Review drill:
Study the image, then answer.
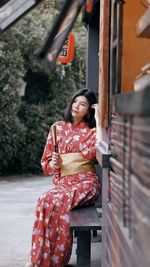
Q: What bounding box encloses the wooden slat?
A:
[106,205,145,267]
[131,199,150,266]
[111,89,150,115]
[108,110,150,267]
[109,157,123,176]
[131,174,150,217]
[70,205,101,231]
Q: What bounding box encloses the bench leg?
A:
[76,230,91,266]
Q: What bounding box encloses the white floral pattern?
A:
[31,121,100,267]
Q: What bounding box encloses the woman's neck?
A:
[73,118,83,126]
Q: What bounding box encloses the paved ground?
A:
[0,176,101,267]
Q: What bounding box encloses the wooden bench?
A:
[70,204,102,266]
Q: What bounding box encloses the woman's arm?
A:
[91,103,103,142]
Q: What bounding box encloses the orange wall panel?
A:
[121,0,150,93]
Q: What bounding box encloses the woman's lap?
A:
[31,176,100,266]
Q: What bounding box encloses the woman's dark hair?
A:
[64,88,97,128]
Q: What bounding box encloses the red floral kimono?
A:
[30,121,100,267]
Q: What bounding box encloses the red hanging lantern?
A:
[57,32,75,65]
[86,0,93,13]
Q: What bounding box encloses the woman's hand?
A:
[91,103,101,126]
[49,152,62,170]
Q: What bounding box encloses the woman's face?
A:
[71,95,90,122]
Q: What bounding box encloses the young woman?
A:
[24,88,101,267]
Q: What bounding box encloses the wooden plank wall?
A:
[106,112,150,267]
[98,1,150,266]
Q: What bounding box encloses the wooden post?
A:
[98,0,110,128]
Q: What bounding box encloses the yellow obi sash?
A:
[61,153,95,176]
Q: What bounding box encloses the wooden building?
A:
[42,1,150,266]
[95,1,150,267]
[0,0,150,266]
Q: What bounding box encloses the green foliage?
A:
[17,103,51,174]
[0,3,86,176]
[0,87,26,175]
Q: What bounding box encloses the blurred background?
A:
[0,0,86,177]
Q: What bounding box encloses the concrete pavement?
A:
[0,176,101,267]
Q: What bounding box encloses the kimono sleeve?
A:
[41,127,54,175]
[81,128,97,160]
